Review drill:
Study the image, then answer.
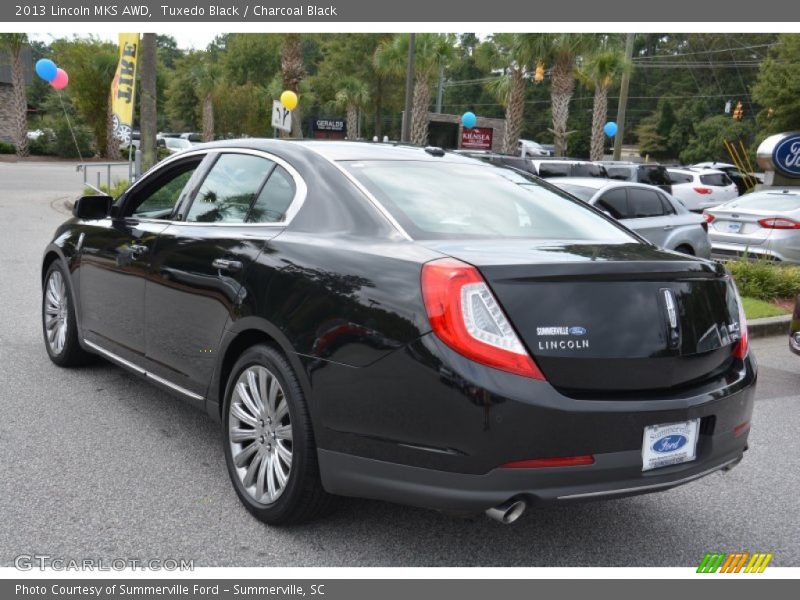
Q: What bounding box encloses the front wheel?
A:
[222,344,333,525]
[42,261,93,367]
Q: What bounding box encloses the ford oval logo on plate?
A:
[772,135,800,177]
[652,434,688,454]
[569,326,587,336]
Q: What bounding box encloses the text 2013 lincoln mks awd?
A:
[41,141,756,524]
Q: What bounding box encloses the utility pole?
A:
[401,33,415,143]
[139,33,157,172]
[613,32,635,161]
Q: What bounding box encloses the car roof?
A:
[668,167,726,176]
[552,177,674,193]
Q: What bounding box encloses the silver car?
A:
[704,189,800,263]
[550,178,712,258]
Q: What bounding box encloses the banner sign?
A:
[110,33,140,145]
[311,118,346,139]
[460,127,493,150]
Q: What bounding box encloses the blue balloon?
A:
[461,111,477,129]
[603,121,618,137]
[35,59,58,82]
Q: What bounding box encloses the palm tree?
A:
[0,34,29,157]
[281,33,306,138]
[477,34,541,155]
[533,34,596,156]
[191,58,219,142]
[375,33,455,146]
[333,77,370,140]
[579,48,628,161]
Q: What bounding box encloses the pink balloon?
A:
[51,68,69,90]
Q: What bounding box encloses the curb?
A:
[747,315,792,339]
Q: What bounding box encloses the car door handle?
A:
[129,243,149,258]
[212,258,243,272]
[663,225,674,230]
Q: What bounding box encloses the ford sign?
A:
[652,434,688,454]
[568,326,587,336]
[772,134,800,177]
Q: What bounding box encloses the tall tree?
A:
[333,77,370,139]
[375,33,455,145]
[578,48,628,160]
[191,57,219,142]
[281,33,306,138]
[533,34,596,156]
[752,34,800,137]
[0,34,30,157]
[477,34,541,154]
[139,33,158,171]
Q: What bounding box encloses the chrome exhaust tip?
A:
[485,499,526,524]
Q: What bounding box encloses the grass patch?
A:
[741,297,790,320]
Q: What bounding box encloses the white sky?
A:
[30,31,219,50]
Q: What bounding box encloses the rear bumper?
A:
[312,334,757,513]
[319,442,746,513]
[710,241,800,263]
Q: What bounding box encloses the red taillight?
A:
[703,213,715,224]
[693,187,713,195]
[500,455,595,469]
[731,281,749,360]
[421,258,545,380]
[758,217,800,229]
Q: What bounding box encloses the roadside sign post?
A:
[272,100,292,134]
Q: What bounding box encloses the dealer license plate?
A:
[642,419,700,471]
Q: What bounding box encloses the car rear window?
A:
[344,161,635,242]
[725,193,800,212]
[555,184,596,202]
[606,167,632,181]
[536,162,571,177]
[668,171,693,184]
[637,166,671,186]
[700,173,732,186]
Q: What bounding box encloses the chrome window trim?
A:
[83,339,205,402]
[124,147,307,228]
[303,146,413,241]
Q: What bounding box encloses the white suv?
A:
[667,168,739,212]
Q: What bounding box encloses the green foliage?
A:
[51,120,95,158]
[0,142,15,154]
[752,34,800,138]
[83,179,130,198]
[212,82,271,137]
[678,115,754,165]
[50,36,118,157]
[727,259,800,301]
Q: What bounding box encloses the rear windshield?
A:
[344,161,635,242]
[700,173,733,186]
[637,166,671,186]
[725,193,800,212]
[606,167,632,181]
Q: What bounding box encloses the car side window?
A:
[248,165,296,223]
[185,153,275,223]
[596,188,629,219]
[658,193,676,215]
[627,188,666,218]
[129,160,201,219]
[606,167,631,181]
[669,172,693,184]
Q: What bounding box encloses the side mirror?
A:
[73,195,112,220]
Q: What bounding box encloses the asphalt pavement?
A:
[0,160,798,567]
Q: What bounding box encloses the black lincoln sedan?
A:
[42,140,756,525]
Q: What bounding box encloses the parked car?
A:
[668,168,739,212]
[691,162,761,196]
[601,161,673,194]
[163,137,193,154]
[42,141,754,525]
[704,189,800,263]
[529,159,608,178]
[518,139,552,157]
[549,178,711,257]
[180,132,203,144]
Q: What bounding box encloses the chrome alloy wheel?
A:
[44,270,68,355]
[229,365,293,504]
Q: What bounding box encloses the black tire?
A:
[42,261,94,367]
[222,344,333,525]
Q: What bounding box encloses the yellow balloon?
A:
[280,90,298,111]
